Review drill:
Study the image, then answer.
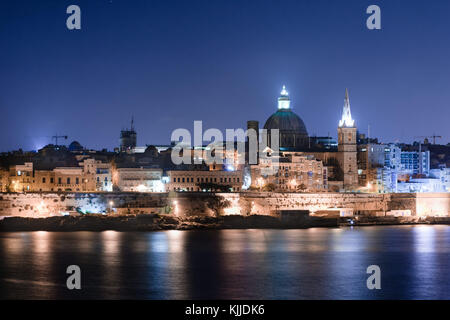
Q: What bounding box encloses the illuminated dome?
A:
[263,86,309,149]
[264,110,308,135]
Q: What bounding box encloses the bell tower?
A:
[337,89,358,189]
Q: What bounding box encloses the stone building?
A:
[9,162,33,192]
[167,169,243,192]
[0,168,8,192]
[254,87,359,191]
[79,158,113,192]
[112,167,164,192]
[250,152,327,192]
[337,89,358,189]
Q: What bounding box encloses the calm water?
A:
[0,226,449,299]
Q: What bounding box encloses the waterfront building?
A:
[9,162,33,192]
[250,152,327,192]
[357,143,387,188]
[167,169,243,192]
[400,150,430,176]
[80,158,113,192]
[112,167,164,192]
[430,167,450,191]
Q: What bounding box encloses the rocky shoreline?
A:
[0,214,339,232]
[0,214,448,232]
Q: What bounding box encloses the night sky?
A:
[1,0,449,152]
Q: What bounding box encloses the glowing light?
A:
[36,201,47,215]
[136,184,148,192]
[152,180,165,192]
[277,85,291,109]
[173,200,179,216]
[290,179,297,190]
[338,88,355,127]
[225,165,235,172]
[257,177,265,188]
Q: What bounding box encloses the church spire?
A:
[278,85,291,110]
[339,88,355,127]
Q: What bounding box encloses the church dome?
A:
[264,109,308,136]
[68,141,83,152]
[263,86,309,149]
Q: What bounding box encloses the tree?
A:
[262,183,276,192]
[205,195,231,217]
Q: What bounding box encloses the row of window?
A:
[172,187,240,192]
[172,176,240,183]
[41,177,83,184]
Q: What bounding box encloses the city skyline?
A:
[1,0,450,152]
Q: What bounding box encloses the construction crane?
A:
[414,134,442,145]
[52,134,68,146]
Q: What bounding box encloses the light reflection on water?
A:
[0,225,449,299]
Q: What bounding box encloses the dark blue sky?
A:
[1,0,449,152]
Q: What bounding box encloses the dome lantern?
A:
[278,85,291,110]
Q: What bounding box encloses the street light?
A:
[290,179,297,191]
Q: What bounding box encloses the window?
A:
[76,177,79,184]
[58,177,62,184]
[173,178,176,182]
[182,178,185,183]
[42,177,46,183]
[177,178,180,182]
[237,178,240,182]
[50,177,54,183]
[67,178,71,184]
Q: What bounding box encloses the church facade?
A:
[250,86,359,191]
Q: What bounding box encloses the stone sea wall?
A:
[0,191,449,218]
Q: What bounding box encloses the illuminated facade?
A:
[167,169,243,192]
[250,152,327,192]
[112,167,164,192]
[9,162,33,192]
[337,89,358,189]
[0,168,9,192]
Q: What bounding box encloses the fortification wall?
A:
[0,191,448,218]
[0,192,168,217]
